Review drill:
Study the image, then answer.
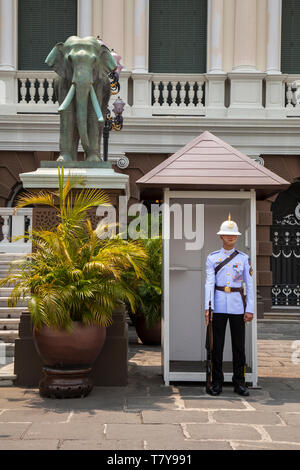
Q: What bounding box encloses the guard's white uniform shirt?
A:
[205,247,254,314]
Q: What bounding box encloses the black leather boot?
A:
[207,384,222,396]
[234,384,249,396]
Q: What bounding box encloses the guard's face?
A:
[220,235,238,247]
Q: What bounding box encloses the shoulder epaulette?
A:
[210,250,220,256]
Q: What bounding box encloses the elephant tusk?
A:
[58,84,75,112]
[90,85,104,122]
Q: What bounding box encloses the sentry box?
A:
[137,131,289,387]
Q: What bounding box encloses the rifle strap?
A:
[214,250,239,275]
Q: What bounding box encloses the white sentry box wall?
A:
[161,189,257,386]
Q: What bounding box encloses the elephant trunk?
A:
[75,85,90,152]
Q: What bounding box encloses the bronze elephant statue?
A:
[46,36,117,162]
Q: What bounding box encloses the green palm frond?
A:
[1,166,148,330]
[14,191,57,212]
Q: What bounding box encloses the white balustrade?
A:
[16,71,58,113]
[151,74,206,115]
[0,208,32,253]
[285,75,300,116]
[15,70,131,115]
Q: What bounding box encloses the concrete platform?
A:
[0,322,299,450]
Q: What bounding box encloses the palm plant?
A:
[136,235,162,328]
[0,168,148,330]
[124,214,162,329]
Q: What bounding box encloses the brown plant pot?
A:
[134,315,161,345]
[33,322,106,398]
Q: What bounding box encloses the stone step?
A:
[0,268,22,278]
[0,253,27,261]
[0,296,30,308]
[0,259,25,267]
[0,330,19,342]
[264,312,300,321]
[0,269,10,277]
[0,309,24,319]
[0,297,29,308]
[258,319,300,324]
[0,343,15,357]
[0,309,22,320]
[0,307,27,317]
[0,379,14,386]
[0,262,15,271]
[0,319,20,330]
[0,362,16,383]
[0,287,14,297]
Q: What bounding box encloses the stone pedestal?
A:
[204,73,227,118]
[19,161,130,197]
[227,73,266,118]
[265,74,287,119]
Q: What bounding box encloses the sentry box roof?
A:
[136,131,289,200]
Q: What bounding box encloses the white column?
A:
[0,0,15,70]
[208,0,224,73]
[233,0,257,71]
[78,0,92,37]
[133,0,148,73]
[102,0,124,58]
[266,0,282,74]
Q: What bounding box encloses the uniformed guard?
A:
[204,214,254,397]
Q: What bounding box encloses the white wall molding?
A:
[2,114,300,156]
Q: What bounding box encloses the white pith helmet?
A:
[217,213,241,236]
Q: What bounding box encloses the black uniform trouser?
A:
[211,313,246,387]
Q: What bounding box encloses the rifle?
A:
[205,299,213,392]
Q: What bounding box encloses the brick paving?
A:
[0,321,299,450]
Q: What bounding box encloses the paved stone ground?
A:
[0,321,299,450]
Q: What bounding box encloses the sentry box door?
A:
[162,190,257,387]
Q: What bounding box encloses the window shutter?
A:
[281,0,300,73]
[149,0,207,73]
[18,0,77,70]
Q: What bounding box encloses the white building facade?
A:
[0,0,299,314]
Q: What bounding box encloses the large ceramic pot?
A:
[33,322,106,398]
[134,315,161,345]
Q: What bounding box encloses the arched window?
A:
[281,0,300,73]
[149,0,207,73]
[18,0,77,70]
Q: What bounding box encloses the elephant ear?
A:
[45,43,69,79]
[99,45,118,77]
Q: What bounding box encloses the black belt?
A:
[215,286,243,294]
[215,285,246,310]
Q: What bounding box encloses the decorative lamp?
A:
[111,49,124,78]
[113,97,125,116]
